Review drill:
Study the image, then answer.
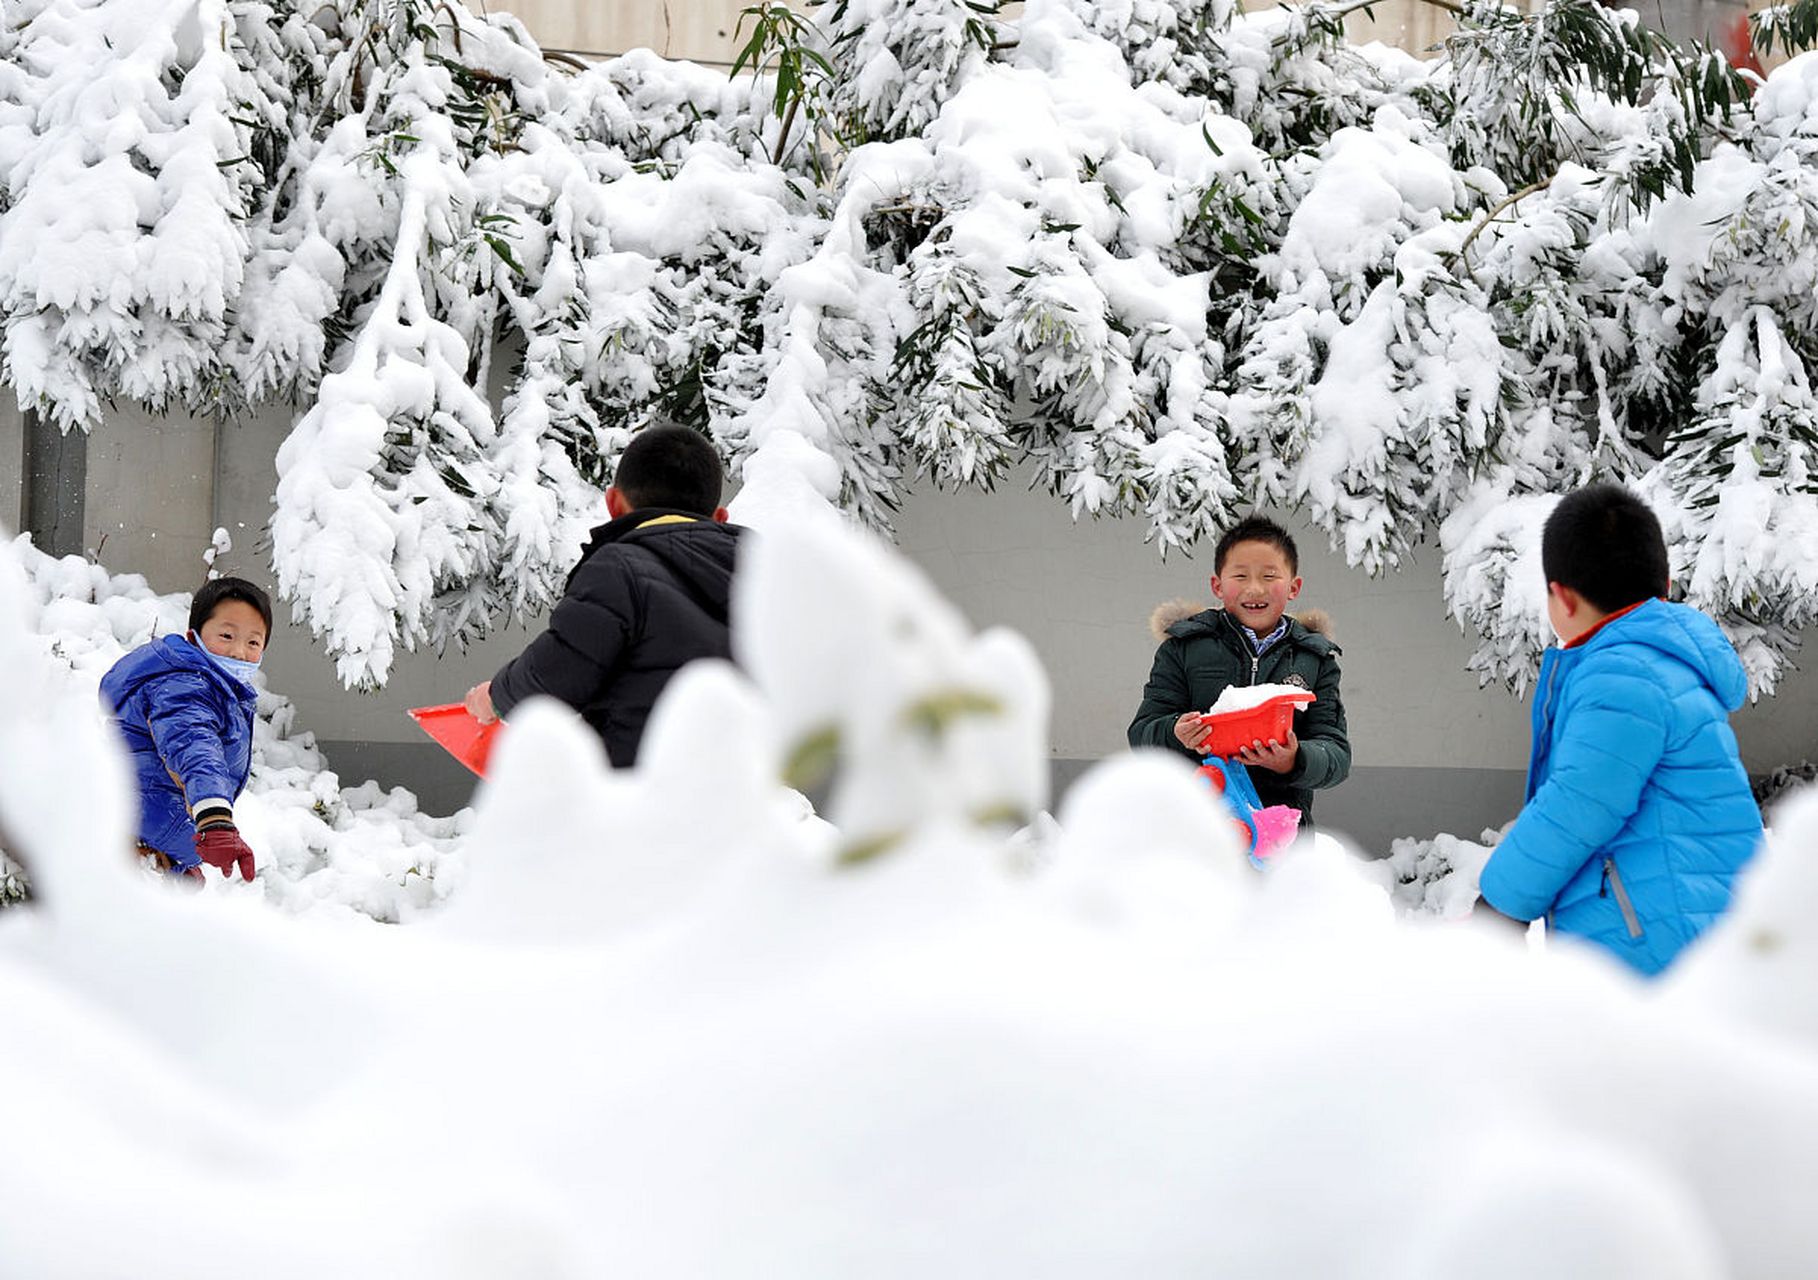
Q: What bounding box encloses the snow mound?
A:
[1,515,1813,1275]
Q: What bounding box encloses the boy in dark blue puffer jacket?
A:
[1478,484,1763,976]
[100,578,269,882]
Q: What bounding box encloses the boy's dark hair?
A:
[613,424,724,515]
[190,577,274,636]
[1542,482,1669,612]
[1215,514,1298,575]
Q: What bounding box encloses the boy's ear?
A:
[1548,582,1579,614]
[712,506,730,523]
[605,486,632,519]
[1287,575,1303,600]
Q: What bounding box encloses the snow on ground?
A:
[1368,823,1508,921]
[2,513,1817,1276]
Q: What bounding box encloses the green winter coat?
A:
[1127,604,1351,823]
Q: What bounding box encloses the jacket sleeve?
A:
[1127,641,1197,760]
[1286,650,1350,791]
[143,673,239,813]
[1478,667,1671,922]
[491,558,634,718]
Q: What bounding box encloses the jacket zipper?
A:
[1536,656,1560,768]
[1599,857,1644,939]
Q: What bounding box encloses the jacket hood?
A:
[1585,598,1749,711]
[1149,600,1336,646]
[100,633,252,710]
[574,508,742,601]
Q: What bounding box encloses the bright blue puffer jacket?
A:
[1479,599,1763,976]
[99,635,258,872]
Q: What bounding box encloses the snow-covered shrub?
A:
[0,0,273,425]
[815,0,1004,144]
[1369,822,1507,920]
[1756,760,1818,815]
[0,848,26,907]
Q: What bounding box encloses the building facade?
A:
[468,0,1760,70]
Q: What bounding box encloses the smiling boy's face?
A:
[193,599,267,663]
[1212,538,1302,635]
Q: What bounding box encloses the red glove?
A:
[194,821,256,881]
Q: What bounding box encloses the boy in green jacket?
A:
[1127,515,1351,826]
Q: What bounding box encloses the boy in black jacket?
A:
[465,425,742,767]
[1127,515,1350,826]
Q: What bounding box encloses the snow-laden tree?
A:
[813,0,1004,144]
[264,2,610,687]
[0,0,277,424]
[6,0,1818,698]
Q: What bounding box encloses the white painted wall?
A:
[469,0,1481,67]
[466,0,764,62]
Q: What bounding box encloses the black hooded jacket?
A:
[490,508,743,767]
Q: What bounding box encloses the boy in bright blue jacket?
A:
[1478,484,1763,976]
[99,578,269,881]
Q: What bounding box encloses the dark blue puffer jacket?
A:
[1479,599,1763,976]
[99,635,258,872]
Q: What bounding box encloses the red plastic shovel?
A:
[408,704,500,778]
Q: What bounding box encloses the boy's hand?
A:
[1173,712,1212,753]
[465,680,497,725]
[194,823,256,881]
[1237,726,1299,774]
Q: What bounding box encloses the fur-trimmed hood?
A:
[1148,600,1335,645]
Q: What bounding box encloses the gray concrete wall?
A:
[0,400,22,530]
[83,402,218,586]
[5,398,215,582]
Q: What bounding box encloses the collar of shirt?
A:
[1245,617,1290,656]
[1562,597,1653,649]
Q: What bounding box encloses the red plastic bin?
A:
[1196,689,1317,758]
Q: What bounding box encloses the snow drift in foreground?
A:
[1,515,1814,1278]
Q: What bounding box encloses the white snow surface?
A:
[2,514,1815,1276]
